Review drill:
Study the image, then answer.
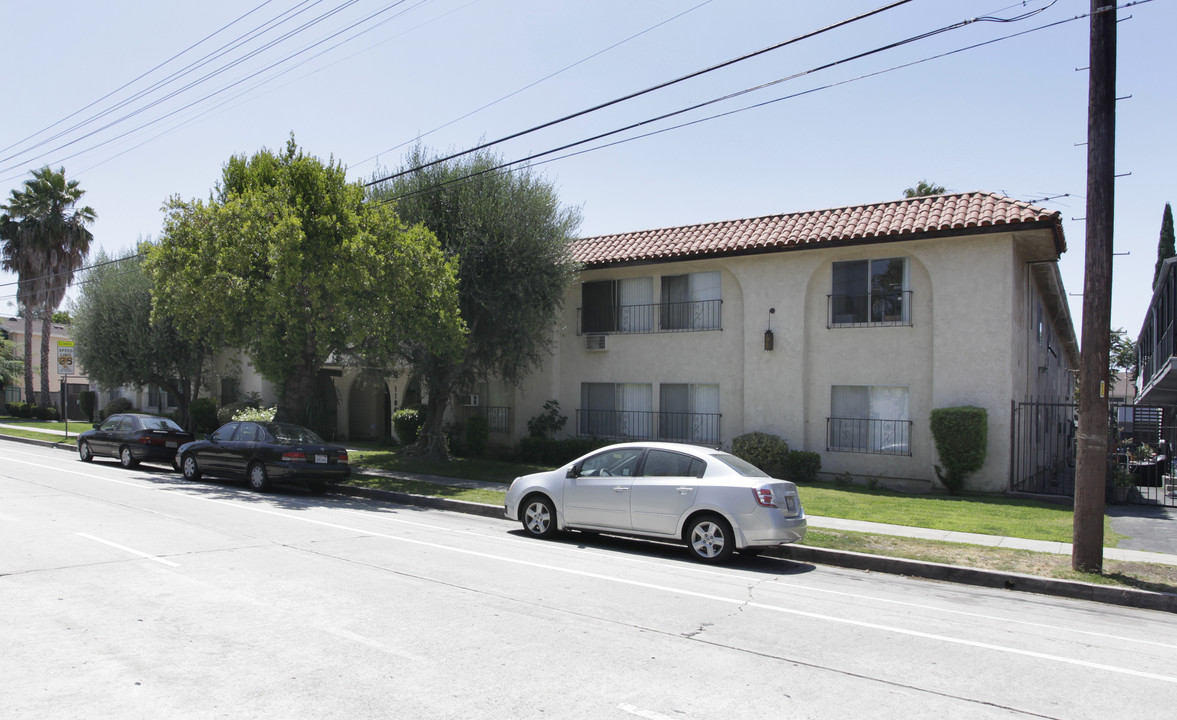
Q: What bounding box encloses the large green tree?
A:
[0,166,95,406]
[1154,202,1174,289]
[71,250,215,428]
[369,147,582,460]
[0,332,22,390]
[145,137,463,428]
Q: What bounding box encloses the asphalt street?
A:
[3,442,1176,719]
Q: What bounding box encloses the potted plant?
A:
[1110,466,1135,504]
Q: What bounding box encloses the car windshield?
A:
[265,423,325,445]
[712,452,770,477]
[141,417,184,432]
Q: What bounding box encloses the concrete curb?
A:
[332,481,1177,614]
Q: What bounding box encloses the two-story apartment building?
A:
[509,191,1078,493]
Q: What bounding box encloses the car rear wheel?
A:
[119,445,140,469]
[181,454,201,481]
[685,514,734,563]
[521,495,558,539]
[78,440,93,463]
[247,461,270,492]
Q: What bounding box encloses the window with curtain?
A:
[830,258,909,326]
[828,385,910,454]
[580,382,653,438]
[659,383,720,443]
[661,271,721,330]
[581,278,653,333]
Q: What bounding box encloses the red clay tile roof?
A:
[571,191,1064,266]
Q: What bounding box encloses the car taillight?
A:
[283,450,306,462]
[138,435,162,446]
[752,488,777,507]
[338,450,348,464]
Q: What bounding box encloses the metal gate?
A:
[1009,400,1174,507]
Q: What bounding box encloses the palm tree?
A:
[0,167,96,407]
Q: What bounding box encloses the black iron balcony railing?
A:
[576,409,721,445]
[577,299,722,335]
[826,417,912,455]
[480,406,510,434]
[827,290,912,328]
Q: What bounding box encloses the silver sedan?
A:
[504,442,806,562]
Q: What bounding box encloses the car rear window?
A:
[141,417,184,432]
[266,424,325,445]
[712,453,770,477]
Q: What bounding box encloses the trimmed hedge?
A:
[930,406,988,494]
[783,450,821,483]
[79,391,97,423]
[189,397,219,435]
[730,431,789,477]
[516,436,612,467]
[99,397,133,421]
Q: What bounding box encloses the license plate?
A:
[315,454,328,464]
[166,441,177,448]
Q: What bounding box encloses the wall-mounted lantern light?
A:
[764,307,776,351]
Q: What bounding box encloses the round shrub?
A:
[930,406,988,494]
[783,450,821,483]
[99,397,134,420]
[393,407,424,445]
[188,397,219,435]
[730,431,789,477]
[217,401,252,425]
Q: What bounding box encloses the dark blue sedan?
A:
[176,421,350,492]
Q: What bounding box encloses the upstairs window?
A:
[581,277,653,333]
[661,271,721,331]
[830,258,910,327]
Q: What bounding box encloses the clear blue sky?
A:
[1,0,1172,343]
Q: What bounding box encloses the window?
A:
[210,423,238,442]
[579,447,645,477]
[661,271,721,330]
[659,383,720,444]
[581,277,653,333]
[828,385,911,455]
[642,449,705,477]
[579,382,653,438]
[236,423,261,442]
[830,258,909,326]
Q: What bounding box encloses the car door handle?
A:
[613,486,630,492]
[676,487,695,494]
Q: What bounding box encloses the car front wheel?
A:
[685,514,734,563]
[78,441,93,463]
[247,462,270,492]
[119,446,140,469]
[521,495,558,539]
[181,454,201,481]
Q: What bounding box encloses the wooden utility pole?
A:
[1073,1,1117,572]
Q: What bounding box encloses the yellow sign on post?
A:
[57,340,75,376]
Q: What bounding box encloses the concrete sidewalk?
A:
[0,422,79,439]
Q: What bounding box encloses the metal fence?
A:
[826,417,912,455]
[577,299,722,335]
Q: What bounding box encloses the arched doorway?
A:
[348,371,389,441]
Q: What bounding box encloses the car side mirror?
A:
[566,466,579,479]
[92,423,99,429]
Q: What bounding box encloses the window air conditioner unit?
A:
[460,393,480,407]
[585,334,608,351]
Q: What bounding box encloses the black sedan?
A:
[78,413,194,469]
[176,421,350,492]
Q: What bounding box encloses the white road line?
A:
[76,532,180,567]
[9,451,1177,682]
[618,703,676,720]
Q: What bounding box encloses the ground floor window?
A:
[580,383,654,438]
[659,383,720,444]
[828,385,911,455]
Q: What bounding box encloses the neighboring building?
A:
[506,191,1079,493]
[1,316,91,416]
[1131,256,1174,453]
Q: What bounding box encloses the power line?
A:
[374,1,1068,203]
[353,0,718,170]
[363,0,917,187]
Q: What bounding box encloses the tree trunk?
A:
[39,313,51,408]
[415,364,455,462]
[22,313,34,405]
